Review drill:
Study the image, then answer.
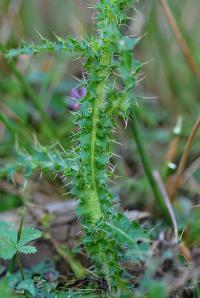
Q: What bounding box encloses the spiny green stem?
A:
[88,54,110,222]
[89,95,103,221]
[131,114,171,222]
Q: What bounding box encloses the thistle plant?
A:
[2,1,151,295]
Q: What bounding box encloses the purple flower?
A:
[69,87,87,111]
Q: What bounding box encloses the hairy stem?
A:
[87,54,110,222]
[89,95,103,221]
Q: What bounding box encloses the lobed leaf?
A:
[0,221,41,260]
[18,226,42,247]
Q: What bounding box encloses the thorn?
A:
[72,56,82,61]
[62,191,71,196]
[62,182,71,188]
[112,79,116,90]
[110,140,122,145]
[112,153,121,158]
[71,74,82,82]
[141,58,153,66]
[141,96,159,101]
[125,119,128,129]
[136,76,145,84]
[87,4,96,9]
[34,27,45,40]
[127,33,138,37]
[57,142,66,152]
[133,6,143,16]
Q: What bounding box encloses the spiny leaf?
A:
[102,213,150,261]
[0,146,68,181]
[5,36,82,58]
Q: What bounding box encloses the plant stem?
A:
[131,114,170,221]
[17,207,26,241]
[16,253,24,280]
[9,207,25,275]
[9,256,16,275]
[88,54,110,222]
[89,94,103,221]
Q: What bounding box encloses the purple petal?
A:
[70,88,81,100]
[79,87,87,98]
[69,87,87,111]
[69,101,80,111]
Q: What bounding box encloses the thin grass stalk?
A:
[131,114,171,222]
[170,116,200,201]
[9,207,25,277]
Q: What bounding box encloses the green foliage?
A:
[102,214,149,261]
[16,279,36,297]
[1,0,200,296]
[0,221,41,260]
[8,261,59,297]
[0,277,23,298]
[0,192,22,212]
[147,281,167,298]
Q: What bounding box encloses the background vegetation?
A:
[0,0,200,297]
